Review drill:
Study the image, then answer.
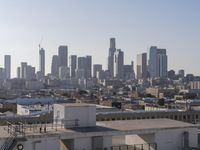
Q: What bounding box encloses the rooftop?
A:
[0,119,196,139]
[97,119,195,131]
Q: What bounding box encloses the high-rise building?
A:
[4,55,11,79]
[77,57,86,79]
[114,49,124,79]
[178,69,185,78]
[39,48,45,77]
[93,64,102,78]
[157,49,168,78]
[36,71,43,81]
[77,56,92,79]
[108,38,116,78]
[51,55,60,77]
[76,69,85,79]
[85,56,92,79]
[69,55,77,78]
[149,46,158,78]
[17,67,21,78]
[21,62,27,79]
[78,57,86,70]
[58,45,68,67]
[25,65,35,80]
[149,46,168,78]
[168,70,175,80]
[0,68,6,80]
[124,61,135,80]
[137,53,147,79]
[59,66,70,80]
[97,70,106,81]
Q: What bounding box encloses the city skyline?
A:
[0,0,200,77]
[0,37,196,78]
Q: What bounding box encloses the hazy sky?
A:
[0,0,200,77]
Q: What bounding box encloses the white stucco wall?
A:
[155,128,198,150]
[53,104,65,126]
[74,137,92,150]
[64,106,96,127]
[103,136,112,149]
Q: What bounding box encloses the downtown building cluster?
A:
[0,37,180,91]
[0,38,168,83]
[0,37,199,93]
[11,38,164,82]
[8,38,135,89]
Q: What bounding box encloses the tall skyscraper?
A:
[114,49,124,79]
[78,57,86,70]
[149,46,158,78]
[17,67,21,78]
[4,55,11,79]
[108,38,116,78]
[77,56,92,79]
[93,64,102,78]
[157,49,168,78]
[137,53,147,79]
[25,65,35,80]
[39,48,45,77]
[85,56,92,79]
[77,57,86,79]
[21,62,27,79]
[58,45,68,67]
[51,55,60,77]
[149,46,168,78]
[69,55,77,78]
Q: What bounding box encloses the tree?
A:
[157,98,165,106]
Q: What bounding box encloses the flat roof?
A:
[97,119,195,131]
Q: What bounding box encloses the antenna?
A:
[39,37,43,50]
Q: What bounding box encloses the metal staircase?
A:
[0,122,26,150]
[0,134,17,150]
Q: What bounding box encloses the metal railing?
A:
[7,122,26,137]
[111,143,157,150]
[1,119,80,135]
[0,121,26,150]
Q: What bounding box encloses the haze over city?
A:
[1,1,200,150]
[0,0,200,77]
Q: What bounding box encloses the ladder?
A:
[0,134,17,150]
